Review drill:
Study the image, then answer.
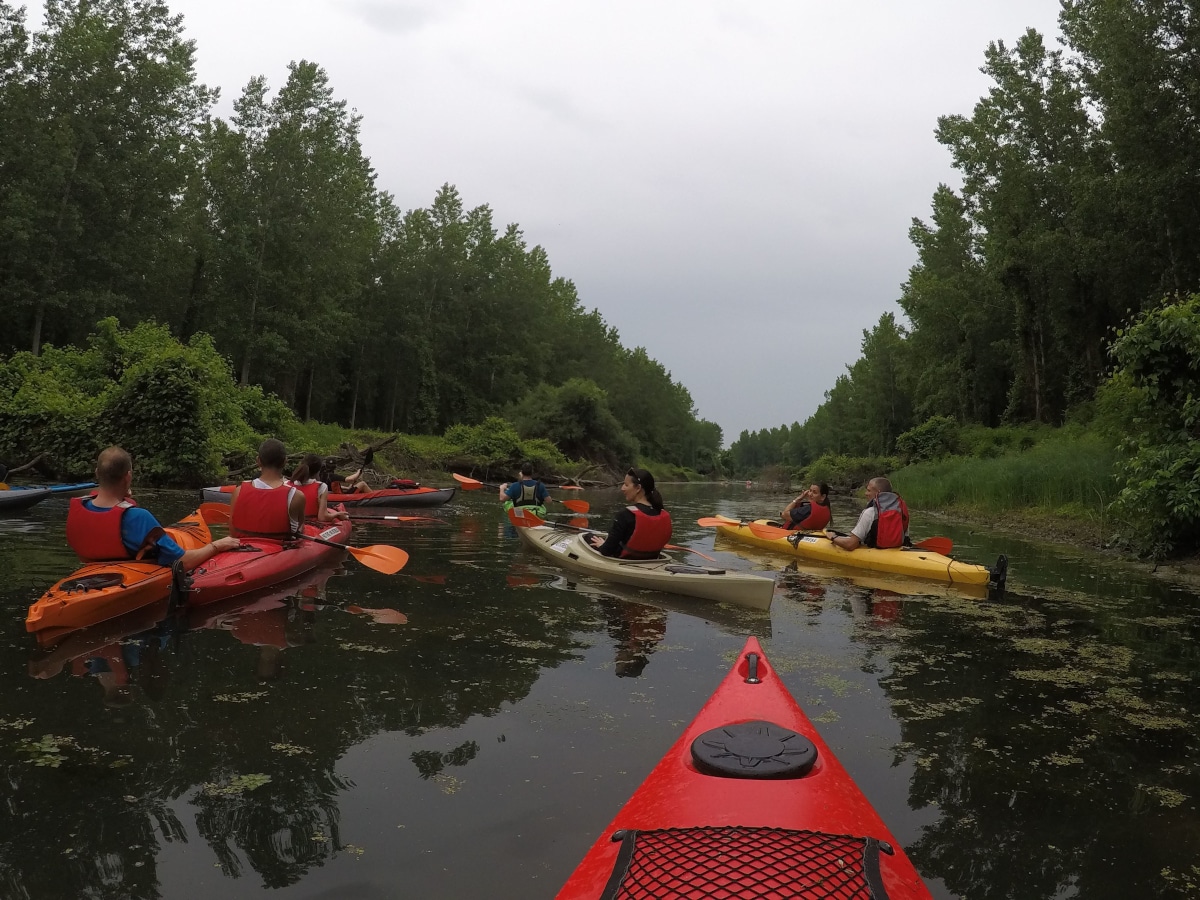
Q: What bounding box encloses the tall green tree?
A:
[0,0,214,353]
[199,60,379,403]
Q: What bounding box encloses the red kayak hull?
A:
[186,520,352,606]
[557,636,933,899]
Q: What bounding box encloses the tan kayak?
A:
[515,524,776,611]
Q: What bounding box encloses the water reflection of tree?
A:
[2,564,599,898]
[867,597,1200,900]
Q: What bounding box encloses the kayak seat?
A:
[665,565,726,576]
[600,826,895,900]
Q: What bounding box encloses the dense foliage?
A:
[0,318,286,483]
[730,3,1200,555]
[0,0,720,472]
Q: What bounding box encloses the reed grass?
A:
[894,432,1118,515]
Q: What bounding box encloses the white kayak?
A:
[515,524,775,611]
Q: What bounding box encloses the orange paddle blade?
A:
[747,522,795,541]
[506,507,546,528]
[199,502,232,524]
[556,498,590,513]
[696,516,742,527]
[345,544,409,575]
[914,537,954,556]
[346,605,409,625]
[452,473,485,490]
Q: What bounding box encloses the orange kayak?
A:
[26,510,211,636]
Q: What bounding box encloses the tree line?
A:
[0,0,721,471]
[733,1,1200,470]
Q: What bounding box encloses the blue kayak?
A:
[0,483,98,513]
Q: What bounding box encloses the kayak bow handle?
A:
[745,652,761,684]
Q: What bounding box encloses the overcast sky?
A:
[37,0,1064,443]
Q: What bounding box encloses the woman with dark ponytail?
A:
[591,467,673,559]
[289,453,348,523]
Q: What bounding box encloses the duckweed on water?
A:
[270,742,313,756]
[1139,785,1187,808]
[338,642,395,654]
[214,691,269,703]
[200,773,272,797]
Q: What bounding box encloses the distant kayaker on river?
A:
[825,476,910,550]
[588,468,673,559]
[499,461,549,513]
[66,446,241,566]
[319,451,373,495]
[230,439,308,539]
[780,482,832,531]
[290,453,350,523]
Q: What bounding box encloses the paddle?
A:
[698,514,953,555]
[508,507,720,563]
[453,473,589,513]
[196,502,411,575]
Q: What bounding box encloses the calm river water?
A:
[1,483,1197,899]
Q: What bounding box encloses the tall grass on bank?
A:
[894,433,1118,515]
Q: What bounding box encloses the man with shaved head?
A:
[825,476,910,551]
[66,446,240,566]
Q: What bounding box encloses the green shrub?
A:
[895,416,960,463]
[0,318,302,484]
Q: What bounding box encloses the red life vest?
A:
[869,492,910,549]
[621,505,673,559]
[292,480,322,517]
[231,482,294,537]
[788,501,831,531]
[65,497,138,562]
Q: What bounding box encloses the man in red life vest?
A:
[826,476,910,551]
[230,439,308,538]
[66,447,241,565]
[780,482,832,531]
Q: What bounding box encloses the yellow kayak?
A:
[715,519,1006,595]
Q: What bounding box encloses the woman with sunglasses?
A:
[589,468,672,559]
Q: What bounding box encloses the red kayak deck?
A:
[186,520,352,606]
[558,636,932,899]
[26,511,211,635]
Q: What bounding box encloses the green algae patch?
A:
[1012,667,1095,687]
[1010,637,1074,656]
[200,773,272,797]
[1139,785,1187,808]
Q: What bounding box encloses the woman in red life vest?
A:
[66,446,240,565]
[230,439,308,539]
[590,468,673,559]
[780,482,832,531]
[826,476,910,550]
[289,453,350,523]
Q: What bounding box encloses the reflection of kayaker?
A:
[598,598,667,678]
